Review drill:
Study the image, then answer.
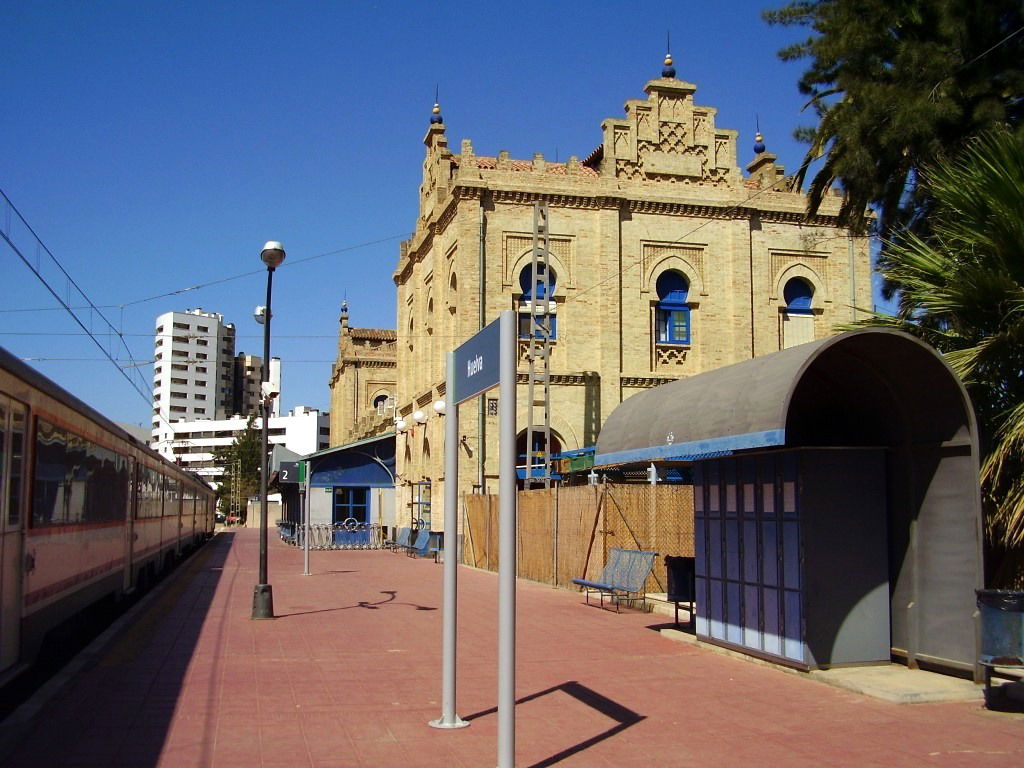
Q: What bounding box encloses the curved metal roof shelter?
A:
[596,328,976,464]
[596,328,984,673]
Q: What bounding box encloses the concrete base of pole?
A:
[428,716,469,730]
[251,584,275,619]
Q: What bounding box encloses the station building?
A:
[336,58,873,532]
[327,302,397,447]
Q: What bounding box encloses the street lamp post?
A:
[252,240,285,620]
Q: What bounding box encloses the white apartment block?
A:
[152,309,236,438]
[151,309,282,445]
[151,406,331,486]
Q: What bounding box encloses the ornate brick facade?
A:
[327,303,397,446]
[388,69,872,530]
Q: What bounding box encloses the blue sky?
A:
[2,0,861,428]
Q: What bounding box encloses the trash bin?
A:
[665,556,696,628]
[976,589,1024,667]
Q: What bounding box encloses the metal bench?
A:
[404,528,431,557]
[385,527,412,552]
[572,548,658,612]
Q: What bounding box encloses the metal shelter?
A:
[595,328,984,674]
[280,433,396,530]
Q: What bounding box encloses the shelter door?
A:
[0,398,27,672]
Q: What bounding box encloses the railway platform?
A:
[1,528,1022,767]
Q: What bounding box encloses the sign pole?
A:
[301,461,310,576]
[430,352,468,729]
[497,310,517,768]
[427,312,509,748]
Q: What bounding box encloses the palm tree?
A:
[849,128,1024,578]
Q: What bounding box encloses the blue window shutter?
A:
[655,270,691,345]
[783,278,814,314]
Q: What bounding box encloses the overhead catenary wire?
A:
[0,186,171,428]
[5,132,862,430]
[0,231,412,315]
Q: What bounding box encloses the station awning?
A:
[595,328,974,467]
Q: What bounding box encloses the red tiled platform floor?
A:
[3,528,1022,767]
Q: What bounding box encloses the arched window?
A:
[655,270,691,345]
[373,394,392,416]
[518,264,558,339]
[784,277,814,314]
[448,272,458,315]
[781,276,815,349]
[515,429,564,484]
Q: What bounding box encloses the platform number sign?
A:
[279,461,305,483]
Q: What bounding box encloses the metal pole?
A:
[430,352,468,729]
[301,481,310,576]
[497,310,517,768]
[252,266,275,619]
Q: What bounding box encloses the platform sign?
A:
[452,317,502,405]
[279,461,300,483]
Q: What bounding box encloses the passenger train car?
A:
[0,347,214,680]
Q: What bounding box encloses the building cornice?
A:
[395,173,850,285]
[620,375,681,388]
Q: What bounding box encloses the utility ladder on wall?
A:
[525,202,552,489]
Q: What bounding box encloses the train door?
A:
[0,398,27,672]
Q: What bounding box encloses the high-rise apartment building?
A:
[234,353,282,419]
[151,308,281,445]
[152,309,236,439]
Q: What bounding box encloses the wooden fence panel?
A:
[517,488,555,583]
[553,485,602,588]
[459,483,694,597]
[462,494,496,570]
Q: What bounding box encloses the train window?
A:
[164,479,181,515]
[7,404,25,526]
[32,419,129,527]
[138,467,164,518]
[0,404,5,518]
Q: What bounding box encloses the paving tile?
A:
[2,529,1023,768]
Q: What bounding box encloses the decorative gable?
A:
[601,77,738,185]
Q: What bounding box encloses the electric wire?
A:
[0,187,157,416]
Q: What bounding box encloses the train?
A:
[0,346,215,683]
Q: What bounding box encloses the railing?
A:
[278,519,384,550]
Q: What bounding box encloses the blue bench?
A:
[385,527,412,552]
[404,528,431,557]
[572,548,658,612]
